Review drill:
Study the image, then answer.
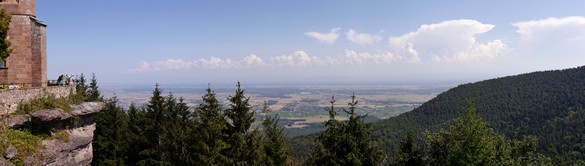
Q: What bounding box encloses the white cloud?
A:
[271,51,336,66]
[513,16,585,53]
[346,29,383,46]
[343,49,400,65]
[389,19,508,62]
[305,28,341,45]
[127,54,268,72]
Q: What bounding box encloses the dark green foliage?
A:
[542,105,585,164]
[72,73,88,103]
[262,101,294,166]
[292,66,585,163]
[126,103,148,165]
[424,102,551,165]
[308,94,385,166]
[86,73,102,101]
[224,82,260,165]
[393,130,423,166]
[136,84,170,165]
[0,9,11,61]
[93,97,129,166]
[193,85,230,165]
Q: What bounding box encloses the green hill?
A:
[291,66,585,163]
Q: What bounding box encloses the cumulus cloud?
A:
[389,19,508,62]
[127,54,268,72]
[346,29,383,46]
[305,28,341,45]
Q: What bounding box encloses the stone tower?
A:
[0,0,47,88]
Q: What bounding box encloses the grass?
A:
[14,88,84,115]
[0,126,43,165]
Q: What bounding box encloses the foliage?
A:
[0,127,43,165]
[0,9,11,62]
[542,105,585,164]
[392,130,423,166]
[224,82,260,165]
[262,101,294,166]
[192,85,230,165]
[292,65,585,163]
[86,73,102,102]
[424,100,551,165]
[51,130,70,142]
[308,94,385,166]
[93,96,130,166]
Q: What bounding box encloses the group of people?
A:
[56,74,76,85]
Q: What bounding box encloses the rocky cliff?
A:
[1,102,104,165]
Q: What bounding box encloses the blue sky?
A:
[38,1,585,85]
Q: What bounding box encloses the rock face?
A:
[0,102,104,166]
[43,124,95,166]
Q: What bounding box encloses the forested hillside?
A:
[292,66,585,164]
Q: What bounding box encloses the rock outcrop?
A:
[0,101,104,166]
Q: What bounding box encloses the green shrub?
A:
[15,93,73,114]
[0,127,43,164]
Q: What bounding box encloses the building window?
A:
[0,60,6,68]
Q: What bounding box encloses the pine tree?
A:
[92,96,130,166]
[86,73,102,101]
[0,9,11,62]
[309,94,385,165]
[193,85,230,165]
[262,101,294,166]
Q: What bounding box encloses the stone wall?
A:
[0,85,74,115]
[0,0,47,87]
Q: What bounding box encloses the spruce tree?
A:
[0,9,11,62]
[137,84,170,165]
[224,82,260,165]
[194,85,230,165]
[87,73,102,101]
[393,130,424,166]
[261,101,294,166]
[93,96,130,166]
[127,103,148,165]
[308,94,385,165]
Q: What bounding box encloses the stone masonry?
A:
[0,85,73,115]
[0,0,47,87]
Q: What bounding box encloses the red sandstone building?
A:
[0,0,47,88]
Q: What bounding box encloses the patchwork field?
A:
[102,84,449,137]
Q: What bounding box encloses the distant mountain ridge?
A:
[292,65,585,163]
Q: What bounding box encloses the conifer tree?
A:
[93,96,130,166]
[308,94,385,165]
[137,84,170,165]
[224,82,259,164]
[0,9,11,62]
[75,73,88,100]
[127,103,148,165]
[193,85,230,165]
[87,73,102,101]
[393,130,424,166]
[261,101,294,166]
[425,100,552,165]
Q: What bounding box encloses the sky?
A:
[38,1,585,86]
